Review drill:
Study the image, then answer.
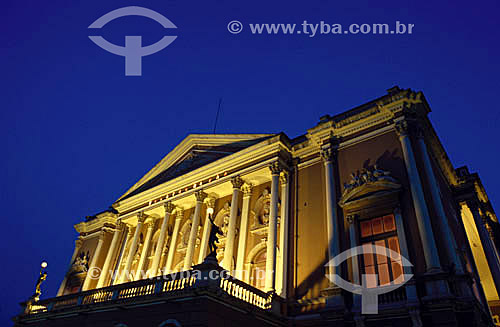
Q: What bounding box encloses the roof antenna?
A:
[213,98,222,134]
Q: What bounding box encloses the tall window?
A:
[359,214,404,288]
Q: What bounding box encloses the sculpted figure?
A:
[208,215,223,255]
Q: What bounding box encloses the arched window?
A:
[251,249,267,290]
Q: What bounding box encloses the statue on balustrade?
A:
[208,214,223,256]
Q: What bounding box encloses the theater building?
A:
[14,87,500,327]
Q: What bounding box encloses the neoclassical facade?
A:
[14,87,500,327]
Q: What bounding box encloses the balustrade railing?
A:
[219,275,271,309]
[23,269,272,316]
[378,285,407,304]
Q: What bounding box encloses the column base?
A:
[450,273,474,299]
[422,270,452,300]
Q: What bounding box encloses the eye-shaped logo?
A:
[326,245,413,314]
[88,6,177,76]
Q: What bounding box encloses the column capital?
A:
[280,170,290,185]
[175,208,184,220]
[242,183,253,196]
[98,229,109,240]
[163,201,175,214]
[469,199,480,210]
[269,162,283,176]
[231,176,245,189]
[195,190,208,202]
[145,219,155,229]
[115,220,125,231]
[414,123,425,139]
[205,196,217,209]
[320,147,336,163]
[346,214,357,226]
[75,237,83,249]
[395,118,423,138]
[137,211,147,224]
[126,225,134,237]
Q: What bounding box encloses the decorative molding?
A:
[346,214,357,226]
[339,166,401,213]
[163,202,175,214]
[320,146,336,163]
[75,238,83,249]
[137,212,147,224]
[205,195,217,209]
[115,221,125,232]
[231,176,244,189]
[175,208,184,220]
[242,183,253,196]
[146,220,155,230]
[195,190,208,202]
[269,162,282,175]
[395,120,410,137]
[280,170,290,185]
[414,123,424,139]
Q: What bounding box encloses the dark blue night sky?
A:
[1,0,499,324]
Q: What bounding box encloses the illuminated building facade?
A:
[14,87,500,326]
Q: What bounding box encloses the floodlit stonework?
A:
[14,87,500,327]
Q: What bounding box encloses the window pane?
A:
[378,263,390,286]
[364,265,377,288]
[387,236,401,261]
[392,261,404,284]
[383,215,396,232]
[375,240,387,264]
[372,218,384,235]
[360,220,372,237]
[363,243,374,266]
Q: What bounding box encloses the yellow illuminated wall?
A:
[461,204,499,302]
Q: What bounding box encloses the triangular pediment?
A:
[117,134,274,201]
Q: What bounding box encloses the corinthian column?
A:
[120,212,146,283]
[150,202,174,276]
[223,176,244,271]
[184,191,207,270]
[199,196,216,263]
[321,147,341,278]
[165,209,183,273]
[396,120,448,297]
[235,183,252,280]
[277,171,290,297]
[82,229,109,291]
[57,237,83,296]
[321,145,344,306]
[395,120,441,272]
[266,163,281,291]
[97,222,124,288]
[135,219,154,280]
[113,226,132,285]
[415,126,464,275]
